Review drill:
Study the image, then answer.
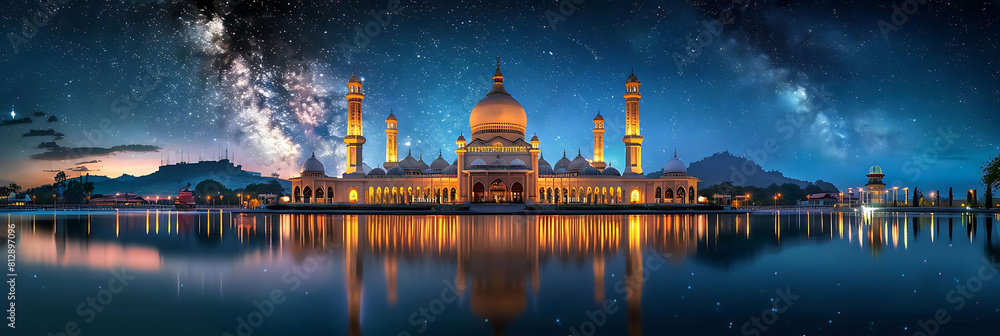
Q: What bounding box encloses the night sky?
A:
[1,0,997,192]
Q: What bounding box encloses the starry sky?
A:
[1,0,998,192]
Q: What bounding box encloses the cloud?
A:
[37,142,59,149]
[1,118,32,126]
[74,160,102,165]
[69,166,97,172]
[32,111,45,117]
[22,129,64,137]
[31,144,162,161]
[47,116,58,122]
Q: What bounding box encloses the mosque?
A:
[289,58,699,205]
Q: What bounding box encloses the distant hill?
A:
[687,151,839,192]
[89,159,290,196]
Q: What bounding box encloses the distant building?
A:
[801,193,838,206]
[89,193,146,206]
[1,193,32,206]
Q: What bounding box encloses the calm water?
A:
[9,210,1000,336]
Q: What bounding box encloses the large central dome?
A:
[469,58,527,141]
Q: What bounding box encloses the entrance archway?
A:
[473,182,485,203]
[511,182,524,203]
[489,179,508,203]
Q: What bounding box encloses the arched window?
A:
[677,187,686,204]
[473,182,486,203]
[294,186,301,203]
[539,188,545,203]
[655,187,662,199]
[630,189,641,203]
[547,188,553,203]
[348,189,358,203]
[314,187,324,203]
[602,187,607,204]
[368,187,374,204]
[562,188,568,204]
[511,182,524,203]
[689,186,696,203]
[554,188,561,204]
[450,187,457,202]
[664,187,673,201]
[586,187,593,204]
[328,187,334,202]
[617,187,622,204]
[570,188,577,202]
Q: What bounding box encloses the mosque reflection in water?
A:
[14,210,1000,335]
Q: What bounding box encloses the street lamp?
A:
[930,192,935,207]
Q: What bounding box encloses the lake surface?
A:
[9,210,1000,336]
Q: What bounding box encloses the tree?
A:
[982,154,1000,209]
[54,171,67,184]
[911,188,920,207]
[194,179,230,205]
[948,187,953,207]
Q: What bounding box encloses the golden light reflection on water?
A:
[7,210,998,335]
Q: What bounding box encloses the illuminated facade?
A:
[289,59,699,204]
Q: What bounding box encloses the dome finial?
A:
[311,151,315,158]
[496,56,501,68]
[674,149,677,158]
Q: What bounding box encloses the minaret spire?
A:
[488,56,508,95]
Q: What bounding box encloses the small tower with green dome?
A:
[866,163,886,205]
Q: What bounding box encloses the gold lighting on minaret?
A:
[622,70,643,175]
[384,110,398,169]
[344,72,366,175]
[592,111,606,170]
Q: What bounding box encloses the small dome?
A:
[457,134,466,142]
[430,152,450,170]
[663,158,687,175]
[490,156,506,167]
[300,152,325,174]
[442,165,458,175]
[417,155,430,170]
[602,167,621,176]
[471,157,487,167]
[422,169,440,174]
[367,168,386,176]
[538,165,555,175]
[869,165,882,175]
[554,151,572,171]
[348,73,361,83]
[385,112,396,121]
[510,158,526,167]
[593,112,603,121]
[398,150,421,172]
[626,71,639,83]
[581,166,601,176]
[568,151,590,171]
[538,155,550,168]
[387,166,406,175]
[530,134,539,142]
